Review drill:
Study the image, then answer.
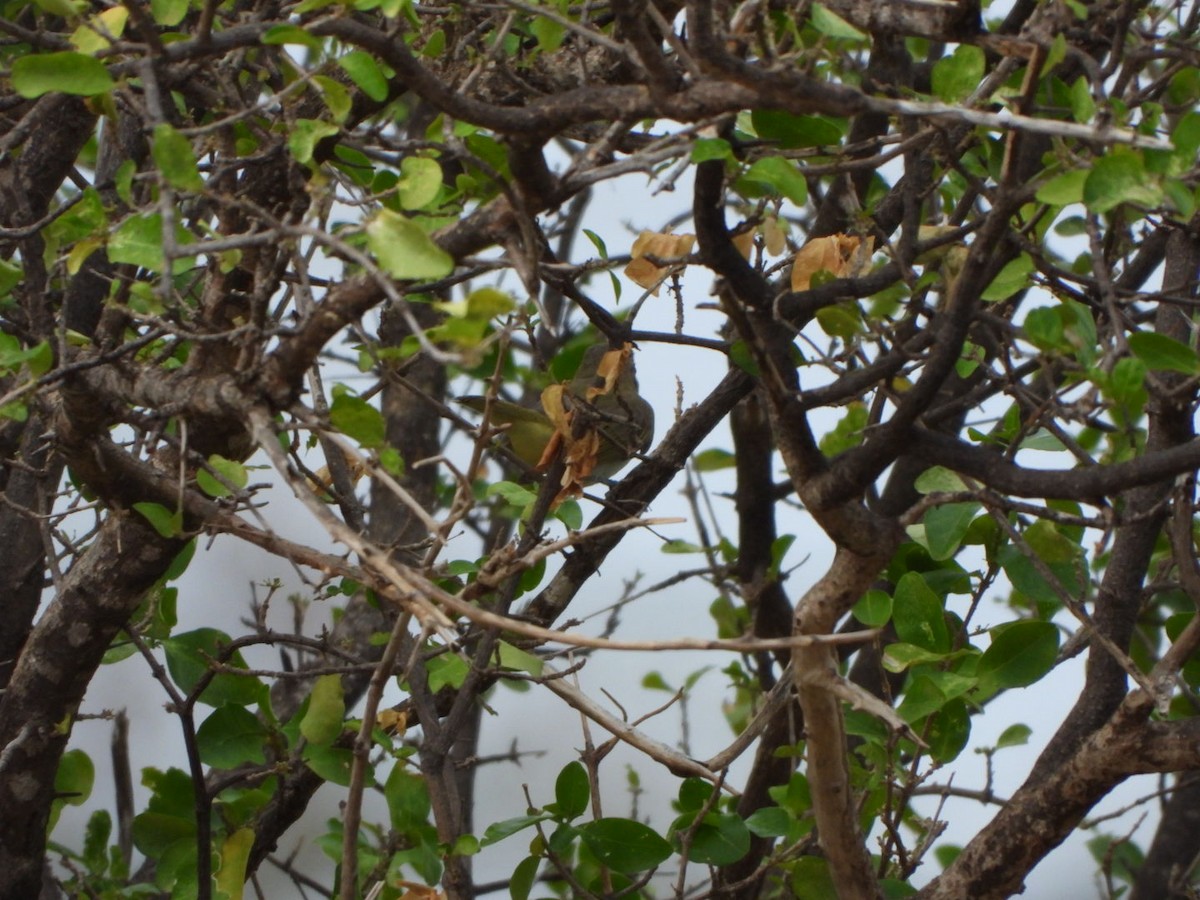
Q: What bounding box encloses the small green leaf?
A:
[923,502,980,561]
[531,15,566,52]
[55,749,95,806]
[338,50,389,102]
[579,818,672,873]
[262,24,324,51]
[1069,77,1096,123]
[931,45,985,103]
[750,110,843,149]
[692,448,735,471]
[481,814,550,846]
[163,628,266,707]
[981,253,1033,302]
[744,807,792,838]
[196,705,269,768]
[996,723,1032,748]
[150,0,189,26]
[302,743,354,785]
[810,3,865,40]
[385,765,431,832]
[1083,152,1163,213]
[691,138,733,162]
[108,212,195,274]
[495,640,543,677]
[13,52,113,98]
[554,761,590,820]
[152,123,204,191]
[396,156,443,210]
[670,811,751,865]
[510,856,540,900]
[366,209,454,280]
[300,674,345,746]
[196,454,248,498]
[892,572,950,653]
[1128,331,1199,374]
[288,118,339,165]
[926,698,971,763]
[977,620,1059,689]
[133,501,183,538]
[852,589,892,627]
[914,466,968,494]
[329,386,386,448]
[1036,169,1088,206]
[215,829,254,900]
[743,156,808,206]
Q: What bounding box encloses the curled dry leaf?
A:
[306,446,368,500]
[624,230,696,293]
[790,232,874,291]
[732,228,755,260]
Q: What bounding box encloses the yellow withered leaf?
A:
[763,216,787,257]
[790,233,874,292]
[624,230,696,293]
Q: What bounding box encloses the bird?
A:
[460,343,654,490]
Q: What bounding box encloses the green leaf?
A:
[554,761,590,820]
[396,156,443,210]
[510,856,540,900]
[329,386,386,448]
[743,156,808,206]
[163,628,266,707]
[892,572,950,653]
[744,806,792,838]
[300,674,345,746]
[426,652,469,692]
[196,705,269,768]
[531,15,566,53]
[751,110,844,149]
[931,45,985,103]
[1083,152,1163,213]
[924,502,981,561]
[495,640,543,677]
[1128,331,1199,374]
[852,588,892,627]
[1036,169,1088,206]
[691,138,733,162]
[215,828,254,900]
[12,52,114,98]
[108,213,195,274]
[670,811,751,865]
[977,620,1059,689]
[481,814,550,846]
[151,124,204,191]
[881,642,949,673]
[996,723,1032,748]
[981,253,1033,302]
[810,3,865,40]
[288,118,339,165]
[1069,77,1096,123]
[914,466,968,493]
[337,49,389,101]
[693,448,735,471]
[262,24,324,52]
[366,208,454,280]
[926,698,971,763]
[385,765,431,832]
[133,501,183,538]
[302,742,354,785]
[196,454,248,498]
[151,0,189,26]
[55,748,95,806]
[579,818,672,873]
